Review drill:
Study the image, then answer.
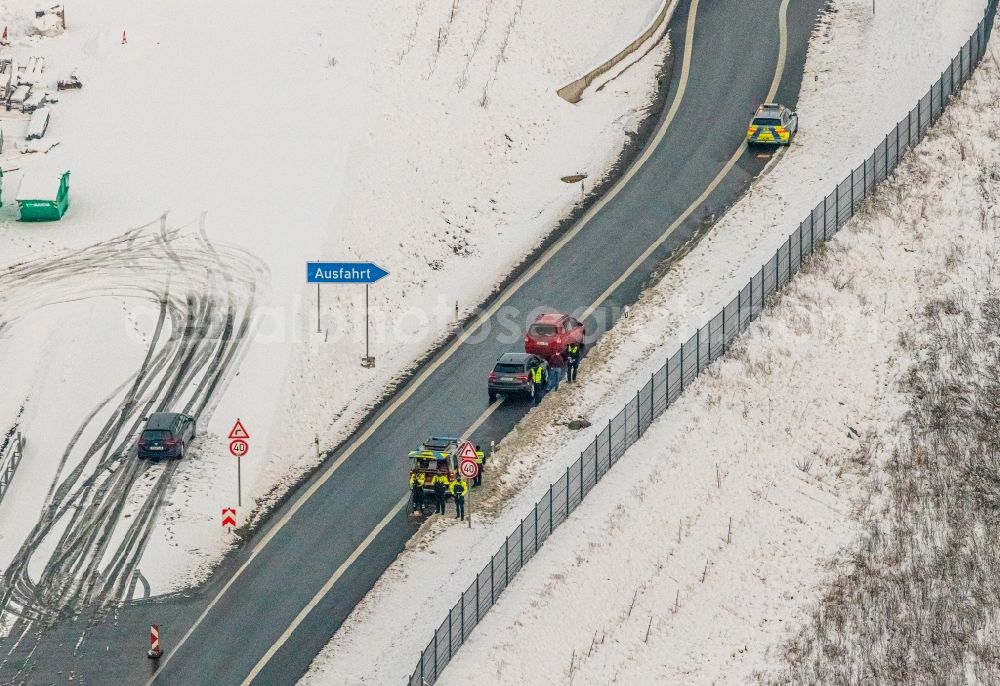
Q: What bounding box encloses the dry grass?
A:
[763,259,1000,685]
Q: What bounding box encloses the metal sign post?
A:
[458,440,479,529]
[362,283,374,368]
[306,261,388,366]
[228,420,250,508]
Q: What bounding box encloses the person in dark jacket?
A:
[432,474,448,514]
[548,352,565,391]
[450,478,467,520]
[566,342,582,382]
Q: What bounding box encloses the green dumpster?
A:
[16,170,69,221]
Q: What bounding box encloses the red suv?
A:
[524,313,585,357]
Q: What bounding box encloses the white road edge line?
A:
[581,0,790,321]
[146,2,706,681]
[239,497,409,686]
[239,398,505,685]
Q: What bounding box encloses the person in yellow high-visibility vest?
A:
[473,445,485,487]
[530,363,546,406]
[566,342,582,382]
[450,477,467,520]
[409,471,425,512]
[432,473,449,514]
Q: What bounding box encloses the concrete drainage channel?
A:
[406,3,999,684]
[557,0,679,104]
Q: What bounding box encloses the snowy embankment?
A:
[0,0,666,607]
[301,0,986,683]
[763,52,1000,686]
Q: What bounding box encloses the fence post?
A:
[737,288,742,331]
[930,81,934,124]
[940,72,945,112]
[534,503,538,552]
[624,401,628,445]
[566,467,570,517]
[823,195,828,239]
[787,236,792,278]
[696,328,701,373]
[635,389,641,436]
[580,457,584,501]
[884,133,888,178]
[649,373,655,420]
[680,342,685,389]
[448,609,453,660]
[421,649,425,682]
[722,307,727,354]
[476,573,480,620]
[491,555,495,605]
[863,155,868,196]
[835,184,840,230]
[850,169,854,214]
[549,484,553,533]
[519,521,523,573]
[434,628,439,678]
[810,210,815,252]
[917,98,921,139]
[505,540,509,588]
[595,435,599,478]
[960,40,965,81]
[461,590,466,640]
[608,419,612,464]
[895,123,899,167]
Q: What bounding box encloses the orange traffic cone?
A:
[2,26,8,42]
[121,30,127,45]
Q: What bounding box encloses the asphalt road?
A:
[0,0,827,683]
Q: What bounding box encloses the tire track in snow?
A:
[0,218,266,678]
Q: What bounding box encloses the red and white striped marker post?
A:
[147,624,162,659]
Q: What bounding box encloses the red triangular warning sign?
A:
[457,441,477,460]
[228,419,250,440]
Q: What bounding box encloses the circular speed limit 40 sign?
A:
[229,439,249,457]
[459,459,478,479]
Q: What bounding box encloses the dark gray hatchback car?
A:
[137,412,196,460]
[488,352,547,403]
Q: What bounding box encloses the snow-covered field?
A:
[0,0,666,623]
[301,0,988,683]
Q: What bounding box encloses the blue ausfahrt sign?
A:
[307,262,389,284]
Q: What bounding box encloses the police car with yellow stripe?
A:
[746,103,798,147]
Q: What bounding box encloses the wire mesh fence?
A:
[408,9,997,684]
